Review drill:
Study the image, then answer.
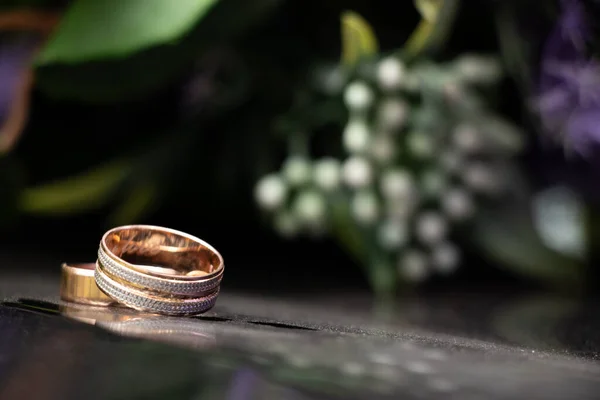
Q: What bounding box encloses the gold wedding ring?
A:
[94,225,224,316]
[60,263,114,306]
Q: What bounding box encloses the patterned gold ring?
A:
[94,225,224,316]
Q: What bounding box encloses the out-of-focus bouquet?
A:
[255,0,589,296]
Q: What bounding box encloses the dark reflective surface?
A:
[1,273,600,399]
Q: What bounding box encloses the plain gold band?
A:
[60,263,114,306]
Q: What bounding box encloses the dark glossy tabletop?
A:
[0,267,599,400]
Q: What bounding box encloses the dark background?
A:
[0,0,547,294]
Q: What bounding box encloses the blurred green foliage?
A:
[35,0,281,102]
[19,159,130,215]
[37,0,220,64]
[340,11,379,66]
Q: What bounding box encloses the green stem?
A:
[330,195,367,262]
[366,251,397,302]
[330,194,398,299]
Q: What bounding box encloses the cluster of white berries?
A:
[255,53,521,284]
[254,156,341,238]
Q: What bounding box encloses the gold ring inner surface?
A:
[103,227,222,278]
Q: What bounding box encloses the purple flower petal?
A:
[533,0,600,156]
[566,107,600,156]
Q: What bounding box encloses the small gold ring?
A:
[60,263,114,306]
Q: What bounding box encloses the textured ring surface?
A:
[94,267,219,316]
[97,247,222,296]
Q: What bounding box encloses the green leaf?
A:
[403,0,459,59]
[472,206,586,290]
[37,0,220,64]
[340,11,379,66]
[35,0,281,103]
[19,160,130,215]
[414,0,444,22]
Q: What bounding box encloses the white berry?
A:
[431,242,460,274]
[313,158,341,191]
[378,220,409,249]
[342,156,373,188]
[344,81,374,111]
[415,212,447,245]
[380,169,414,200]
[453,123,482,153]
[370,133,396,164]
[282,156,312,187]
[441,187,474,220]
[377,57,406,91]
[254,174,288,211]
[293,190,326,226]
[406,131,435,159]
[343,119,370,154]
[398,250,430,282]
[378,98,408,130]
[351,191,379,225]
